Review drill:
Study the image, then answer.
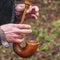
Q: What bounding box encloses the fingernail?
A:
[28,25,31,28]
[26,25,31,28]
[30,30,32,32]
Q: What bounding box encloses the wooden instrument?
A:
[13,0,39,58]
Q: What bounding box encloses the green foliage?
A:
[55,42,60,47]
[31,22,58,41]
[40,43,49,51]
[43,0,48,4]
[0,0,60,60]
[51,19,60,27]
[45,34,56,41]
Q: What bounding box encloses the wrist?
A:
[0,27,10,48]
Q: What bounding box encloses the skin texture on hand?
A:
[15,4,39,19]
[0,4,39,43]
[0,24,32,43]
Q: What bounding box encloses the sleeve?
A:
[0,27,10,48]
[0,32,2,45]
[0,0,14,25]
[0,28,3,45]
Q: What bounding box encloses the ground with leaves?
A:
[0,0,60,60]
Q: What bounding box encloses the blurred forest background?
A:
[0,0,60,60]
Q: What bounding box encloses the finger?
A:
[32,12,39,19]
[13,38,24,43]
[27,6,39,13]
[14,29,32,34]
[26,13,38,19]
[15,4,25,12]
[36,12,39,16]
[15,11,22,16]
[32,6,39,12]
[13,24,31,29]
[12,33,23,39]
[31,14,38,19]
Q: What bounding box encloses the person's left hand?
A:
[15,4,39,20]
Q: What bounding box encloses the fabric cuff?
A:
[0,27,10,48]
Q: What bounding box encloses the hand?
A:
[15,4,39,19]
[1,24,32,43]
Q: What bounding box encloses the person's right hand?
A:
[15,4,39,20]
[0,24,32,43]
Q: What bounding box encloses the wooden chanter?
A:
[13,0,39,58]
